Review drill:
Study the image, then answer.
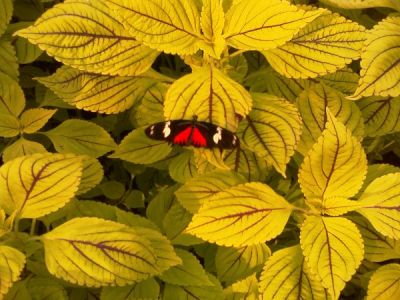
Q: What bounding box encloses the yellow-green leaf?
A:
[367,264,400,300]
[0,113,20,137]
[187,182,293,247]
[44,119,116,157]
[77,156,104,195]
[298,111,367,201]
[164,66,252,131]
[223,0,321,50]
[101,278,160,300]
[162,201,192,242]
[20,108,56,134]
[224,274,259,300]
[358,96,400,137]
[357,173,400,239]
[360,164,400,195]
[0,0,13,36]
[2,138,47,163]
[16,0,159,76]
[350,16,400,99]
[321,197,362,216]
[107,0,202,55]
[42,217,160,287]
[0,38,19,81]
[0,153,82,218]
[111,128,172,164]
[321,0,400,11]
[319,67,360,95]
[0,73,25,117]
[300,216,364,299]
[0,245,26,299]
[259,245,328,300]
[168,151,200,184]
[26,277,67,300]
[237,93,302,176]
[297,83,364,155]
[264,11,366,78]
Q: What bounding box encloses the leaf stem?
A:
[30,219,37,236]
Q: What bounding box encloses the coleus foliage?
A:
[0,0,400,299]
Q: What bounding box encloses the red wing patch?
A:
[192,127,207,147]
[173,126,192,145]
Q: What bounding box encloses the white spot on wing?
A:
[163,121,171,137]
[213,127,222,144]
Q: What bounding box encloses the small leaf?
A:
[224,274,259,300]
[224,0,321,50]
[187,182,293,247]
[367,264,400,300]
[300,216,364,299]
[0,245,26,299]
[322,197,362,216]
[101,278,160,300]
[0,0,13,36]
[26,277,67,300]
[42,217,160,287]
[298,111,367,201]
[2,138,47,163]
[20,108,56,134]
[0,38,19,81]
[44,119,117,157]
[77,156,104,195]
[164,66,252,131]
[357,173,400,239]
[0,73,25,116]
[0,113,20,137]
[259,245,328,300]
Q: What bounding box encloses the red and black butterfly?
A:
[145,116,239,149]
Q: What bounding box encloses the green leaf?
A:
[367,264,400,300]
[0,153,82,219]
[0,0,13,36]
[0,38,19,81]
[163,202,192,242]
[319,67,360,95]
[77,156,104,195]
[0,73,25,116]
[321,0,400,11]
[101,278,160,300]
[168,151,200,184]
[3,280,30,300]
[99,181,125,200]
[20,108,56,134]
[224,274,259,300]
[26,277,67,300]
[0,245,26,299]
[44,119,117,157]
[146,185,177,230]
[2,138,47,163]
[0,113,20,137]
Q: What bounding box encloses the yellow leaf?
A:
[357,173,400,239]
[300,216,364,299]
[223,0,321,50]
[42,217,160,287]
[264,11,366,78]
[237,93,302,176]
[0,245,26,299]
[0,38,19,81]
[224,274,259,300]
[319,67,360,95]
[2,138,47,163]
[297,83,364,155]
[0,153,82,219]
[358,96,400,137]
[0,0,13,36]
[367,264,400,300]
[259,245,328,300]
[321,0,400,11]
[187,182,293,247]
[16,0,159,76]
[321,197,362,216]
[0,113,20,137]
[100,278,160,300]
[164,66,252,131]
[77,156,104,195]
[359,164,400,196]
[0,73,25,117]
[107,0,202,55]
[20,108,56,134]
[350,16,400,99]
[298,111,367,201]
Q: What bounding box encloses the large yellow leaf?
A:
[367,264,400,300]
[350,16,400,99]
[2,138,47,163]
[16,0,159,76]
[223,0,321,50]
[0,245,25,299]
[321,0,400,11]
[0,73,25,117]
[106,0,202,55]
[20,108,56,134]
[42,217,160,287]
[357,173,400,239]
[237,93,302,176]
[264,11,366,78]
[0,0,13,36]
[0,153,82,219]
[164,66,252,131]
[259,245,328,300]
[298,111,367,201]
[296,83,364,155]
[300,216,364,300]
[187,182,293,247]
[0,38,19,81]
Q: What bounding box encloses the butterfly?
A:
[145,116,239,149]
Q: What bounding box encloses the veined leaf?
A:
[224,274,259,300]
[259,245,328,300]
[26,277,67,300]
[216,244,270,284]
[322,197,362,216]
[175,170,246,213]
[0,73,25,116]
[0,245,26,299]
[164,66,252,131]
[298,111,367,201]
[146,185,177,230]
[111,128,172,164]
[319,67,360,95]
[357,173,400,239]
[367,264,400,300]
[2,138,47,163]
[297,83,364,155]
[169,151,200,184]
[187,182,293,247]
[237,93,302,176]
[101,278,160,300]
[321,0,400,11]
[163,201,192,242]
[77,156,104,195]
[264,11,366,78]
[360,164,400,195]
[0,0,12,36]
[0,113,20,137]
[42,217,160,287]
[223,0,321,50]
[350,16,400,99]
[44,119,117,157]
[0,38,19,81]
[358,96,400,137]
[300,216,364,299]
[106,0,202,55]
[16,0,159,76]
[0,153,82,218]
[20,108,56,134]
